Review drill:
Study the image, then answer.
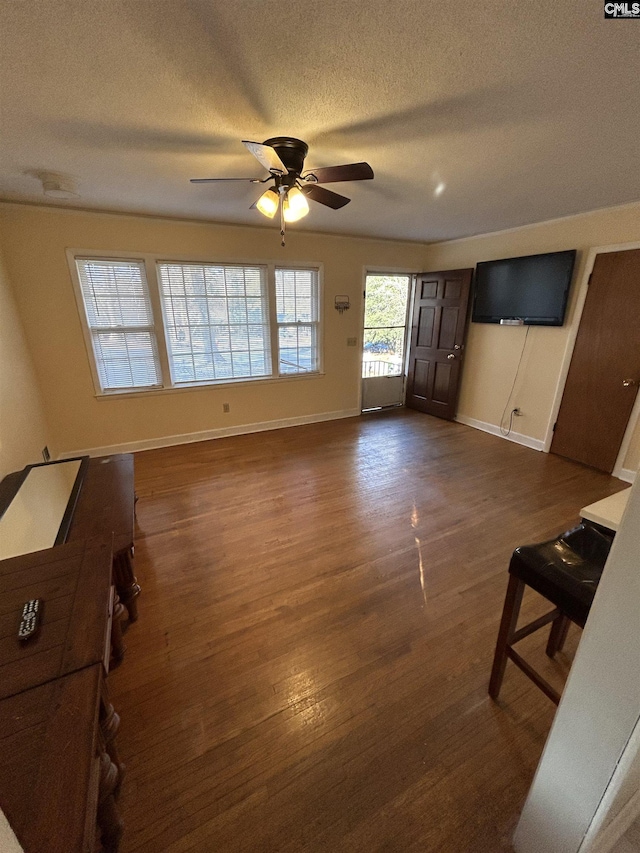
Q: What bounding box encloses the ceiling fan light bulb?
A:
[256,188,279,218]
[283,187,309,223]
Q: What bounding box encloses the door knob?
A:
[447,353,456,360]
[622,379,639,387]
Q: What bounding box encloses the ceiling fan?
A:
[190,137,374,244]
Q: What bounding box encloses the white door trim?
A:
[543,241,640,479]
[360,269,415,412]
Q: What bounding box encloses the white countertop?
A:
[580,488,632,532]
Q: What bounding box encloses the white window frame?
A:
[274,266,322,376]
[67,249,323,397]
[157,261,273,385]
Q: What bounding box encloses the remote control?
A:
[18,599,42,641]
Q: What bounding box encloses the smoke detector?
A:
[38,171,78,199]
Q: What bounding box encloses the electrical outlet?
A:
[42,446,51,462]
[346,337,357,347]
[223,403,230,413]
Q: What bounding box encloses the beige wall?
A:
[422,202,640,473]
[0,204,425,455]
[0,245,50,476]
[2,201,639,472]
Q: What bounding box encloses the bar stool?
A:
[489,523,612,705]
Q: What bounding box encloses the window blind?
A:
[275,268,320,374]
[157,263,271,383]
[75,258,161,391]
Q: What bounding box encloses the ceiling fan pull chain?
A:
[280,200,286,247]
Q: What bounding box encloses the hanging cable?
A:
[500,326,530,436]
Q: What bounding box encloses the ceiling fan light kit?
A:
[282,186,309,223]
[190,136,374,245]
[256,188,279,218]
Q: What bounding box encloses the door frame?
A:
[544,240,640,480]
[358,266,417,413]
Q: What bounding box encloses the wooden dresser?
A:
[0,665,123,853]
[0,455,137,852]
[67,455,140,622]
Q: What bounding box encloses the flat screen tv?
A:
[472,249,577,326]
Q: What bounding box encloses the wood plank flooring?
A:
[111,410,625,853]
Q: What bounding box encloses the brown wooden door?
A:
[551,249,640,472]
[406,268,472,419]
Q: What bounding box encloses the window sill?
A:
[94,371,325,400]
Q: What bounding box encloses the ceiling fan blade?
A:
[301,184,351,210]
[242,140,288,175]
[190,177,261,183]
[302,162,374,184]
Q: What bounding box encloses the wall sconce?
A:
[335,295,350,314]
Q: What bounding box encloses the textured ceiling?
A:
[0,0,639,242]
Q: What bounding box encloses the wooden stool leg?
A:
[556,616,571,652]
[489,574,525,700]
[546,614,571,657]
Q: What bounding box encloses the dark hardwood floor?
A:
[111,410,624,852]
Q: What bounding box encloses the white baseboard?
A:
[456,416,638,481]
[58,408,361,459]
[455,414,545,452]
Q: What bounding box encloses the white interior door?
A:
[361,274,411,411]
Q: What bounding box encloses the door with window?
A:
[361,274,411,410]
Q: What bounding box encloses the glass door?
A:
[361,274,411,411]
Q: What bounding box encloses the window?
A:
[157,263,271,383]
[275,268,320,374]
[75,258,161,391]
[71,253,322,395]
[362,274,410,378]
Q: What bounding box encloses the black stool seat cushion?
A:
[509,524,612,627]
